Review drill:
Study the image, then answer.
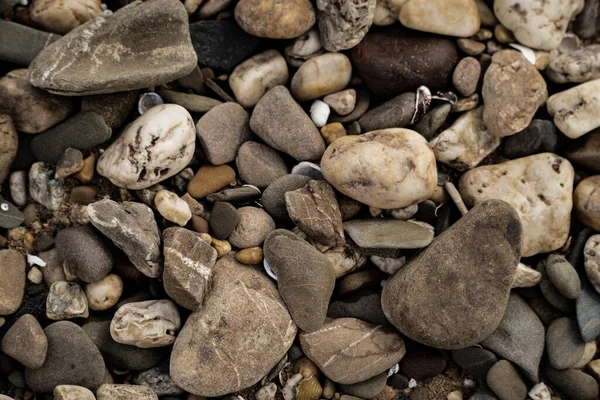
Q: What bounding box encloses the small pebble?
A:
[323,89,357,116]
[70,185,100,205]
[188,165,236,198]
[9,171,27,207]
[457,38,486,55]
[85,274,124,311]
[291,53,352,101]
[54,385,96,400]
[310,100,330,128]
[27,267,43,284]
[46,281,89,320]
[320,122,347,145]
[452,57,481,97]
[211,238,232,256]
[154,190,192,226]
[1,314,47,369]
[73,153,95,183]
[56,148,84,178]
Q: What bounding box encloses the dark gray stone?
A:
[503,120,557,159]
[544,368,599,400]
[411,104,451,140]
[566,129,600,173]
[209,202,240,240]
[547,318,587,370]
[55,226,113,283]
[358,92,415,132]
[262,174,312,220]
[327,288,388,326]
[0,21,61,66]
[206,186,262,204]
[236,141,289,188]
[577,283,600,341]
[451,347,497,381]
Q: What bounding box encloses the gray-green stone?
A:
[546,254,581,299]
[0,21,61,66]
[0,196,24,229]
[546,318,586,370]
[577,283,600,341]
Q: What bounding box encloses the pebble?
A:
[170,257,297,396]
[189,21,260,72]
[188,165,236,198]
[577,283,600,341]
[262,174,313,220]
[27,267,43,284]
[0,69,74,134]
[285,180,345,247]
[251,86,325,161]
[584,234,600,293]
[10,171,27,207]
[310,100,330,128]
[0,20,61,66]
[329,286,387,325]
[196,0,230,17]
[235,0,315,39]
[291,53,352,102]
[98,104,195,190]
[229,50,289,108]
[330,87,371,123]
[320,122,347,145]
[528,383,551,400]
[340,372,387,398]
[228,206,275,248]
[163,227,217,310]
[70,185,99,205]
[0,116,17,186]
[87,199,162,278]
[132,361,183,396]
[372,0,402,25]
[544,368,599,400]
[382,200,521,349]
[323,90,356,116]
[211,238,232,257]
[46,281,89,320]
[457,38,486,55]
[30,112,111,163]
[55,226,113,283]
[321,128,437,209]
[512,262,542,288]
[0,249,25,315]
[494,0,584,50]
[159,90,221,114]
[459,153,574,257]
[566,129,600,172]
[56,148,84,178]
[576,176,600,231]
[538,259,573,313]
[412,103,452,140]
[154,190,192,226]
[358,92,415,132]
[209,202,240,240]
[81,317,166,371]
[285,28,324,66]
[30,0,101,34]
[547,44,600,83]
[236,141,289,188]
[503,120,557,159]
[81,90,139,130]
[85,274,123,311]
[28,0,197,95]
[264,230,334,331]
[482,50,547,137]
[54,385,96,400]
[191,215,210,234]
[28,162,65,211]
[399,0,480,37]
[39,249,66,286]
[351,28,459,96]
[317,0,375,51]
[235,247,263,264]
[111,300,180,348]
[547,318,589,370]
[400,345,446,381]
[547,79,600,139]
[25,321,105,392]
[486,360,527,400]
[206,186,260,204]
[453,57,481,97]
[74,153,96,183]
[451,347,497,381]
[97,384,158,400]
[545,255,581,299]
[430,106,501,171]
[300,317,405,384]
[1,314,47,369]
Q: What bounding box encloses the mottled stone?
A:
[154,190,191,226]
[1,314,47,369]
[54,385,96,400]
[285,28,324,66]
[97,384,158,400]
[0,250,25,315]
[399,0,480,37]
[55,226,113,283]
[453,57,481,97]
[85,274,123,311]
[236,141,289,188]
[29,163,65,210]
[111,300,180,348]
[30,0,101,34]
[235,0,316,39]
[547,79,600,139]
[547,45,600,84]
[56,147,84,178]
[317,0,376,51]
[0,116,17,184]
[46,281,89,320]
[131,361,183,396]
[228,206,275,248]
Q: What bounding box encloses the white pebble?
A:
[529,382,551,400]
[310,100,330,127]
[371,255,406,275]
[154,190,192,226]
[9,171,27,207]
[408,378,417,389]
[27,267,43,284]
[85,274,123,311]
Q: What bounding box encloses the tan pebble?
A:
[323,89,357,116]
[472,28,493,41]
[574,176,600,231]
[294,357,321,379]
[184,0,204,13]
[27,267,43,284]
[429,186,447,203]
[451,93,479,113]
[457,38,486,55]
[211,238,231,256]
[587,359,600,380]
[375,386,398,400]
[23,232,35,253]
[291,53,353,101]
[200,233,212,244]
[181,193,205,216]
[70,185,100,205]
[85,273,123,311]
[234,0,315,39]
[188,165,236,198]
[30,0,102,34]
[494,24,514,43]
[154,190,192,226]
[534,51,550,70]
[447,390,463,400]
[235,247,263,264]
[320,123,347,145]
[54,385,96,400]
[323,378,336,399]
[73,153,95,183]
[297,376,322,400]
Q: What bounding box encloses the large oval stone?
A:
[381,200,522,349]
[170,257,296,396]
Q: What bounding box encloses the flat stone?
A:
[206,186,261,204]
[453,57,481,97]
[545,255,581,299]
[234,0,315,39]
[262,174,313,220]
[187,165,236,199]
[30,112,111,163]
[55,226,113,283]
[250,86,325,161]
[0,21,61,66]
[340,372,386,399]
[481,294,544,382]
[170,257,297,396]
[236,141,289,188]
[163,227,218,310]
[87,199,162,278]
[503,120,557,159]
[566,129,600,172]
[160,89,222,113]
[358,92,415,132]
[264,229,335,332]
[577,283,600,341]
[327,288,388,326]
[482,50,548,137]
[457,38,486,55]
[544,368,599,400]
[97,384,158,400]
[547,79,600,139]
[28,0,197,95]
[399,0,480,37]
[459,153,574,257]
[25,321,105,393]
[81,90,139,130]
[46,281,89,320]
[547,318,587,370]
[0,249,25,315]
[486,360,527,400]
[451,347,497,381]
[1,314,47,369]
[382,200,521,349]
[228,206,275,249]
[209,202,240,240]
[300,317,406,384]
[196,102,251,165]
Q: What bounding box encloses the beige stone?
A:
[85,274,123,311]
[291,53,352,101]
[547,79,600,139]
[399,0,480,37]
[323,89,356,116]
[320,122,347,145]
[73,153,95,183]
[211,238,232,257]
[459,153,574,256]
[235,247,264,264]
[584,235,600,294]
[373,0,407,25]
[30,0,102,34]
[154,190,192,226]
[511,263,542,288]
[235,0,315,39]
[54,385,96,400]
[574,176,600,230]
[97,384,158,400]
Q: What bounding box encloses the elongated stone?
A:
[0,21,61,66]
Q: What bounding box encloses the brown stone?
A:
[320,122,347,145]
[234,0,315,39]
[1,314,47,369]
[187,165,236,199]
[70,186,100,205]
[566,129,600,173]
[0,249,25,315]
[0,115,18,183]
[235,247,263,264]
[452,57,481,97]
[73,153,95,183]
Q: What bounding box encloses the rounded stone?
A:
[54,385,96,400]
[55,226,113,283]
[81,90,139,130]
[547,318,587,370]
[209,202,240,240]
[0,249,26,315]
[545,254,581,299]
[46,281,89,320]
[584,234,600,294]
[228,206,276,248]
[399,0,480,37]
[453,57,481,97]
[486,360,527,400]
[262,174,313,220]
[1,314,47,369]
[291,53,352,102]
[85,274,124,311]
[451,347,497,381]
[235,246,263,264]
[545,368,599,400]
[187,165,236,199]
[154,190,191,226]
[399,345,446,381]
[339,372,387,399]
[236,141,289,188]
[235,0,315,39]
[321,128,437,209]
[575,176,600,231]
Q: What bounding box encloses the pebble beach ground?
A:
[1,0,600,399]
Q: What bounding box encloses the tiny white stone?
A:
[509,43,537,65]
[387,363,399,377]
[310,100,330,127]
[529,382,551,400]
[408,378,417,389]
[463,378,475,389]
[27,267,43,284]
[27,254,47,268]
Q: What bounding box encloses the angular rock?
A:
[228,206,275,249]
[25,321,105,393]
[111,300,180,348]
[399,0,480,37]
[56,147,84,178]
[577,283,600,342]
[154,190,191,226]
[382,200,522,349]
[451,347,497,381]
[46,281,89,320]
[55,226,113,283]
[170,257,297,396]
[548,79,600,139]
[321,128,437,209]
[1,314,47,369]
[209,202,240,240]
[262,174,313,220]
[97,384,158,400]
[358,92,415,132]
[0,21,61,66]
[236,141,289,188]
[28,0,197,95]
[251,86,325,162]
[163,227,218,310]
[0,249,25,315]
[486,360,527,400]
[544,368,599,400]
[545,255,581,299]
[81,90,139,130]
[264,230,335,332]
[482,50,548,137]
[234,0,316,39]
[300,317,405,384]
[87,199,162,278]
[317,0,376,52]
[503,120,557,159]
[481,294,544,382]
[459,153,574,257]
[547,318,587,370]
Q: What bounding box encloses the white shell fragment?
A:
[27,254,47,267]
[509,43,537,65]
[310,100,330,127]
[264,258,277,280]
[291,161,324,180]
[529,382,551,400]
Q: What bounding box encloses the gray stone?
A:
[544,368,599,400]
[317,0,375,52]
[529,297,564,327]
[55,226,113,283]
[250,86,325,162]
[538,259,574,313]
[163,227,218,311]
[547,318,587,370]
[170,256,296,396]
[207,186,262,204]
[1,314,47,369]
[327,289,388,326]
[30,112,112,163]
[453,57,481,97]
[470,387,500,400]
[236,141,289,188]
[382,200,521,350]
[87,199,162,278]
[28,0,197,96]
[196,102,251,165]
[262,174,313,220]
[546,255,581,299]
[39,249,66,286]
[0,21,61,66]
[411,103,452,140]
[300,317,405,384]
[264,229,335,332]
[9,170,27,207]
[340,372,386,398]
[97,384,158,400]
[228,206,275,249]
[486,360,527,400]
[343,219,433,257]
[451,347,497,381]
[209,202,240,240]
[285,180,344,247]
[160,89,222,113]
[25,321,105,393]
[481,294,544,383]
[132,360,183,396]
[358,92,415,132]
[0,249,25,315]
[577,283,600,341]
[573,0,600,39]
[503,120,557,159]
[56,148,84,178]
[0,195,23,229]
[81,90,139,130]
